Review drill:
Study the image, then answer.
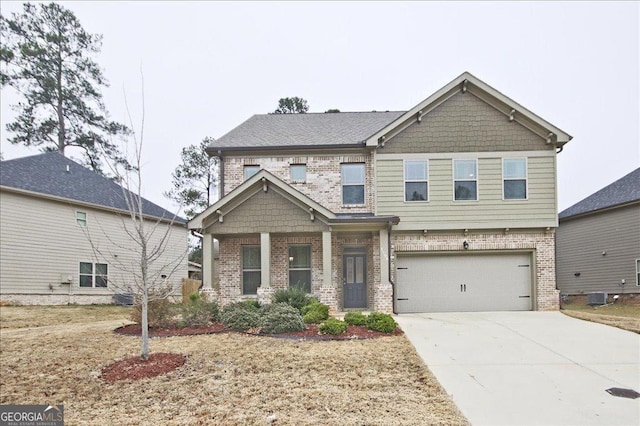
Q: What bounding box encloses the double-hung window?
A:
[243,165,260,180]
[289,245,311,293]
[242,246,261,294]
[454,159,478,201]
[290,164,307,183]
[76,211,87,227]
[503,158,527,199]
[341,163,365,205]
[636,259,639,286]
[79,262,108,287]
[404,161,428,201]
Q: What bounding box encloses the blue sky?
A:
[1,1,638,213]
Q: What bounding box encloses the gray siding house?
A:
[0,152,189,305]
[556,167,640,296]
[189,72,572,313]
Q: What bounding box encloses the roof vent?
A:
[66,165,70,173]
[587,292,607,306]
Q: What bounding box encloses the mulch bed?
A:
[100,353,186,383]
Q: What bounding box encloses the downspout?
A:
[387,220,397,314]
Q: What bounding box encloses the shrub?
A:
[301,302,329,324]
[272,286,311,311]
[365,312,397,333]
[181,292,220,327]
[260,303,306,334]
[318,318,347,335]
[220,302,262,331]
[130,297,175,329]
[344,311,367,326]
[241,300,261,309]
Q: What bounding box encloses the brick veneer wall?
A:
[223,154,373,213]
[391,230,559,310]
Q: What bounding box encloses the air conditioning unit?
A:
[113,293,134,306]
[587,292,607,306]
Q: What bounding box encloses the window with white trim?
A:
[290,164,306,183]
[242,246,261,294]
[503,158,527,199]
[289,245,311,293]
[243,165,260,180]
[636,259,639,286]
[341,163,365,205]
[404,160,428,201]
[79,262,108,287]
[76,211,87,227]
[454,159,478,201]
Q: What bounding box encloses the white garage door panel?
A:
[396,253,532,313]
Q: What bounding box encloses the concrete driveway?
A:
[395,312,640,426]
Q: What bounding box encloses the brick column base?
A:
[200,288,219,303]
[257,287,275,305]
[318,286,339,314]
[374,282,393,314]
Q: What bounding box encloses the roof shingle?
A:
[0,152,185,223]
[559,167,640,219]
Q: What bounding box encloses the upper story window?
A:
[503,158,527,200]
[404,161,428,202]
[79,262,108,288]
[243,165,260,180]
[453,159,478,201]
[290,164,307,183]
[242,245,261,295]
[76,211,87,227]
[341,163,365,205]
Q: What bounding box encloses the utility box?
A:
[60,274,73,284]
[587,292,607,306]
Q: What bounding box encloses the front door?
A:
[343,253,367,308]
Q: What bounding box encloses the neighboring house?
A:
[0,152,188,305]
[189,72,572,313]
[556,167,640,297]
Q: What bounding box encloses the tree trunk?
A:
[56,34,66,154]
[141,287,149,361]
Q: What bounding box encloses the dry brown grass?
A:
[561,302,640,334]
[0,304,132,329]
[0,306,467,425]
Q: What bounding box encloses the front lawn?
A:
[0,304,131,329]
[0,305,467,425]
[560,301,640,334]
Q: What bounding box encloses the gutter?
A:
[205,142,367,156]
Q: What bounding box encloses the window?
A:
[242,246,261,294]
[454,159,478,201]
[289,245,311,292]
[342,163,365,205]
[404,161,428,201]
[503,158,527,199]
[79,262,108,288]
[636,259,640,286]
[76,211,87,227]
[290,164,307,183]
[243,165,260,180]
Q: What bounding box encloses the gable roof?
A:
[0,152,186,224]
[559,167,640,219]
[205,111,403,154]
[366,71,572,148]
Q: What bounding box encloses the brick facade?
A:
[391,230,559,310]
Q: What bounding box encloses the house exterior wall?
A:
[222,154,373,213]
[376,154,557,229]
[0,190,188,305]
[391,230,559,310]
[556,204,640,295]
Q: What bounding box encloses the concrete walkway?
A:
[396,312,640,426]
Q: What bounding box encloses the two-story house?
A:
[189,72,572,314]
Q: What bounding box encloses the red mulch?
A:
[114,323,227,337]
[100,353,186,383]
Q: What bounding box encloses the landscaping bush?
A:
[365,312,397,333]
[130,297,175,328]
[301,302,329,324]
[259,303,306,334]
[318,318,347,335]
[241,300,261,309]
[180,292,220,327]
[343,311,367,326]
[220,302,262,331]
[272,286,311,311]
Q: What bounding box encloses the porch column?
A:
[202,233,214,290]
[322,231,332,287]
[260,232,271,288]
[379,228,389,285]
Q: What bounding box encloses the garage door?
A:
[396,253,532,313]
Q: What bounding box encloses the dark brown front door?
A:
[343,253,366,308]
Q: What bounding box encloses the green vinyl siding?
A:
[376,155,557,230]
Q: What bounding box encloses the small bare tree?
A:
[83,75,186,360]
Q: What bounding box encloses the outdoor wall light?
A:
[289,256,294,262]
[463,241,469,250]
